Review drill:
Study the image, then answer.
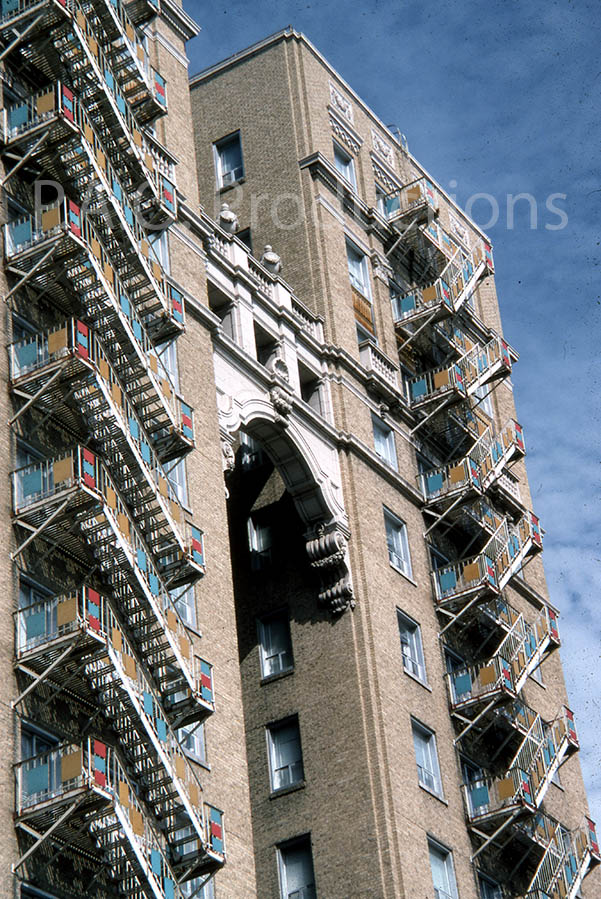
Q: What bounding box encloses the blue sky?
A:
[184,0,601,820]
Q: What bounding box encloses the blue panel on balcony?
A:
[470,784,489,808]
[148,573,159,596]
[10,219,32,248]
[120,294,130,317]
[426,473,443,494]
[143,691,153,717]
[163,879,174,899]
[133,320,142,341]
[25,610,46,639]
[116,95,126,115]
[136,549,147,572]
[21,469,42,497]
[104,69,114,92]
[124,204,134,226]
[410,378,427,399]
[150,848,161,875]
[140,441,151,463]
[453,672,472,695]
[401,294,416,313]
[9,103,29,128]
[156,719,167,742]
[24,762,49,796]
[128,416,139,440]
[438,570,457,593]
[111,178,122,203]
[1,0,20,15]
[16,341,38,370]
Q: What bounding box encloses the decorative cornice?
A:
[329,81,354,123]
[371,129,395,169]
[157,0,200,42]
[371,151,403,194]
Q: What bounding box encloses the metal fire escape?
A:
[384,176,599,898]
[1,0,225,893]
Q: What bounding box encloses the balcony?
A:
[522,817,599,899]
[5,209,191,459]
[464,766,535,824]
[432,552,499,606]
[384,177,438,226]
[447,654,516,714]
[409,362,466,410]
[9,321,202,584]
[12,449,206,716]
[2,84,177,288]
[14,736,222,896]
[358,339,400,395]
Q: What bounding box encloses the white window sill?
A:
[260,667,295,686]
[269,780,305,800]
[389,561,418,587]
[403,668,432,692]
[418,782,448,805]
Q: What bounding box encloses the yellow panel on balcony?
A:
[96,148,107,172]
[111,627,123,651]
[179,635,190,659]
[130,808,144,836]
[137,45,145,61]
[170,500,181,522]
[152,261,162,281]
[497,777,515,800]
[126,22,135,40]
[124,654,136,679]
[37,90,55,114]
[48,327,68,354]
[423,285,437,303]
[480,665,496,685]
[133,129,143,147]
[98,357,110,381]
[84,122,94,143]
[433,369,450,389]
[449,464,465,484]
[175,756,186,780]
[103,261,114,284]
[119,780,129,807]
[105,486,117,510]
[462,562,480,582]
[42,207,61,231]
[57,596,77,626]
[167,609,177,631]
[158,476,168,498]
[111,382,122,406]
[61,749,83,782]
[189,782,199,806]
[54,455,74,485]
[145,153,155,172]
[149,354,158,373]
[117,513,130,538]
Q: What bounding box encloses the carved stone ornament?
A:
[219,202,239,234]
[371,157,396,194]
[269,385,293,423]
[329,82,354,123]
[306,523,355,614]
[221,438,236,472]
[371,129,395,168]
[449,212,470,248]
[270,357,290,382]
[260,244,282,274]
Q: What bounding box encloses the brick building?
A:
[0,4,597,899]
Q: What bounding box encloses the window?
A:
[298,361,322,415]
[177,722,207,765]
[333,140,356,190]
[384,509,412,578]
[473,382,493,418]
[278,837,316,899]
[372,415,397,468]
[155,339,179,390]
[375,184,387,217]
[428,839,458,899]
[239,431,265,471]
[478,873,503,899]
[170,584,196,629]
[247,514,273,571]
[397,611,426,683]
[346,240,370,298]
[356,321,376,347]
[268,718,304,792]
[215,131,244,187]
[412,721,443,796]
[181,878,215,899]
[253,321,279,368]
[18,578,55,653]
[258,612,293,678]
[164,456,188,505]
[149,228,170,273]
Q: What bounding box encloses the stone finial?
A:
[219,202,238,234]
[260,245,282,274]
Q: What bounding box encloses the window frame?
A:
[267,716,304,794]
[383,508,412,579]
[428,837,459,899]
[372,414,397,469]
[247,513,273,571]
[346,238,371,299]
[277,835,316,899]
[396,610,427,684]
[333,139,357,190]
[177,721,207,766]
[258,610,294,680]
[412,719,443,798]
[214,131,244,189]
